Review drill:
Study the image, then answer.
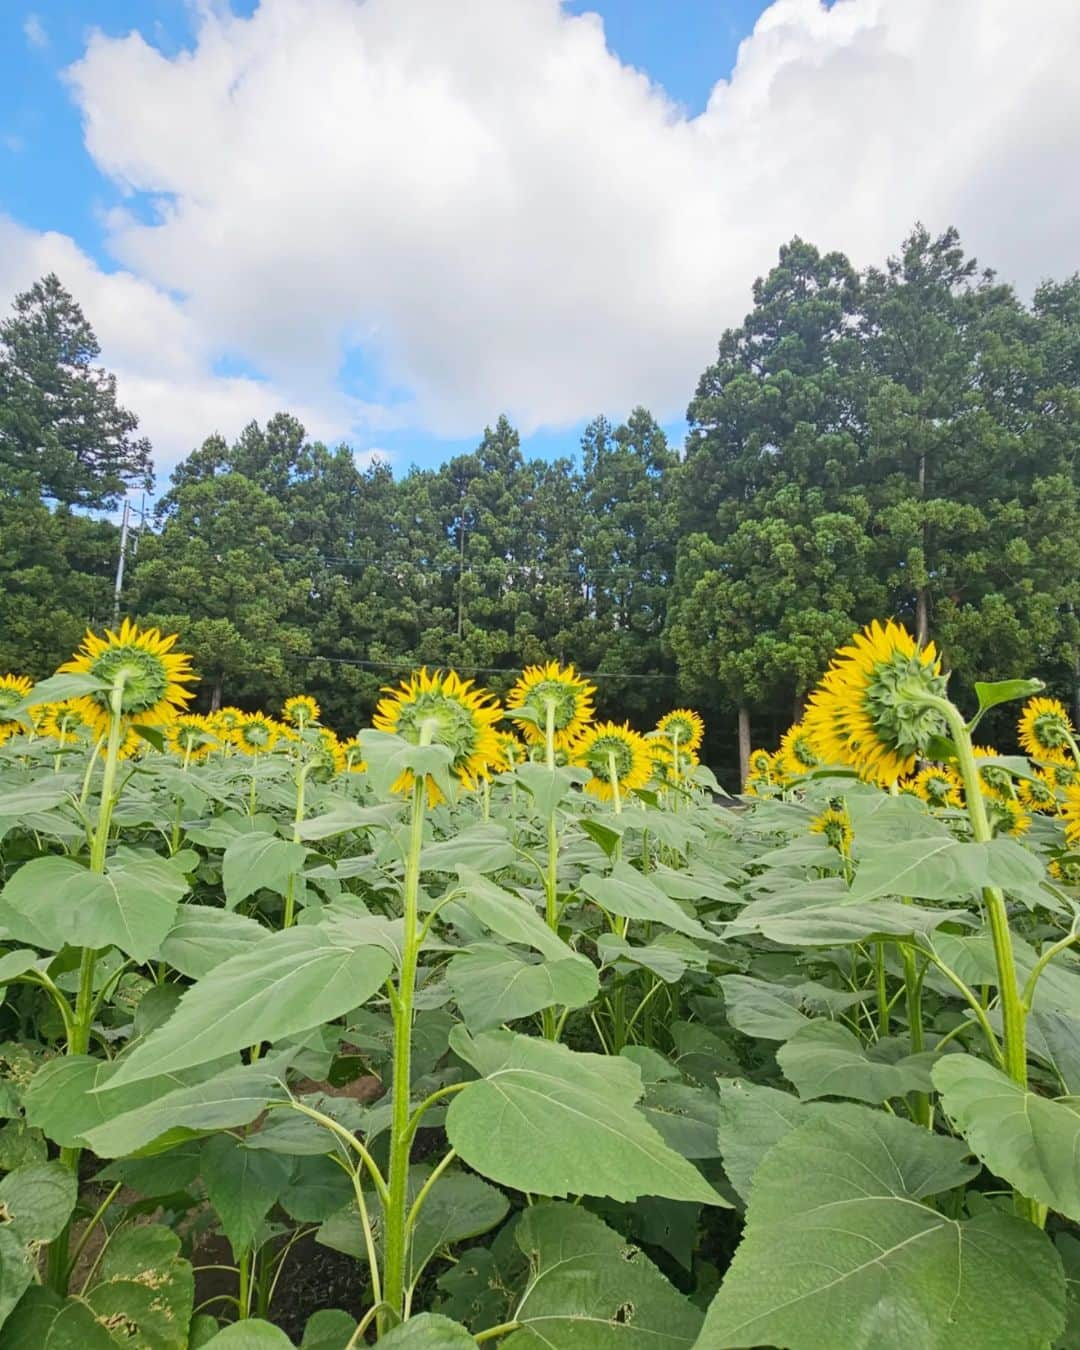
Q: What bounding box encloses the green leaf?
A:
[279,1155,353,1223]
[0,777,77,817]
[699,1104,1065,1350]
[12,672,110,710]
[447,945,598,1030]
[0,950,48,984]
[727,880,964,947]
[0,1163,76,1242]
[106,925,393,1086]
[719,974,813,1040]
[446,1029,724,1205]
[158,904,269,979]
[934,1054,1080,1222]
[516,763,580,816]
[850,836,1045,905]
[638,1082,722,1159]
[201,1134,293,1252]
[502,1202,703,1347]
[222,832,308,909]
[377,1314,475,1347]
[777,1021,937,1103]
[715,1078,812,1204]
[0,1284,112,1347]
[973,678,1045,715]
[0,850,189,960]
[421,821,515,873]
[188,1318,294,1348]
[82,1224,194,1349]
[83,1057,291,1157]
[294,801,400,841]
[452,867,569,962]
[300,1309,359,1349]
[579,863,714,942]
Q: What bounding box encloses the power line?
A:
[295,653,676,682]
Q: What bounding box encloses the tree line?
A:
[2,227,1079,785]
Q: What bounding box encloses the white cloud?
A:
[0,216,382,482]
[23,13,48,49]
[27,0,1080,453]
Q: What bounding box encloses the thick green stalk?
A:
[922,693,1036,1221]
[282,763,312,929]
[874,944,889,1037]
[541,699,560,1039]
[48,678,127,1291]
[380,757,430,1330]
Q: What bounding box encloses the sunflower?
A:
[748,747,773,780]
[210,706,246,738]
[570,721,652,803]
[234,712,281,756]
[1062,784,1080,850]
[908,764,964,810]
[40,700,93,746]
[803,620,947,786]
[656,709,705,754]
[1053,761,1079,790]
[493,730,526,771]
[506,661,596,750]
[283,694,320,729]
[0,674,32,745]
[777,722,821,779]
[1049,857,1080,885]
[373,668,503,806]
[166,715,217,761]
[989,796,1031,838]
[306,727,345,779]
[340,737,367,773]
[59,619,195,739]
[1018,769,1059,815]
[648,738,675,785]
[971,746,1014,802]
[1018,696,1075,766]
[809,804,853,855]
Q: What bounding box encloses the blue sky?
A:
[1,1,1075,490]
[0,1,768,482]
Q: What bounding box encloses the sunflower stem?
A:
[542,697,561,1038]
[48,675,128,1293]
[381,733,432,1334]
[919,691,1038,1224]
[282,761,312,929]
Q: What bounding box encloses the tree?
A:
[0,274,152,509]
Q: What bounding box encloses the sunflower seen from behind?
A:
[0,674,32,745]
[506,661,596,752]
[803,619,947,786]
[283,694,320,730]
[656,708,704,755]
[234,711,281,757]
[59,619,195,740]
[373,668,503,806]
[907,764,964,810]
[571,721,651,805]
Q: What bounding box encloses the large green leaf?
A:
[222,831,307,909]
[378,1314,475,1347]
[201,1134,293,1252]
[502,1202,703,1347]
[579,863,714,942]
[300,1310,358,1349]
[106,925,393,1086]
[446,1029,723,1205]
[850,836,1045,904]
[719,974,813,1040]
[422,822,515,873]
[83,1056,291,1157]
[452,867,569,962]
[777,1021,937,1102]
[0,1163,76,1241]
[715,1078,814,1204]
[447,945,598,1030]
[294,801,400,841]
[973,678,1045,714]
[727,881,962,947]
[0,849,189,960]
[699,1104,1065,1349]
[934,1054,1080,1223]
[182,1318,294,1348]
[0,1286,112,1347]
[157,904,269,978]
[82,1224,194,1349]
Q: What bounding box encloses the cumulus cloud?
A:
[0,216,384,481]
[30,0,1080,456]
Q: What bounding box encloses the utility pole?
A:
[112,499,131,625]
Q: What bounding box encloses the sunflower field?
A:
[0,619,1078,1349]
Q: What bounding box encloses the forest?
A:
[3,223,1080,784]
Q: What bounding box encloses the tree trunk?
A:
[211,678,222,713]
[793,690,807,724]
[737,704,751,789]
[915,587,929,646]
